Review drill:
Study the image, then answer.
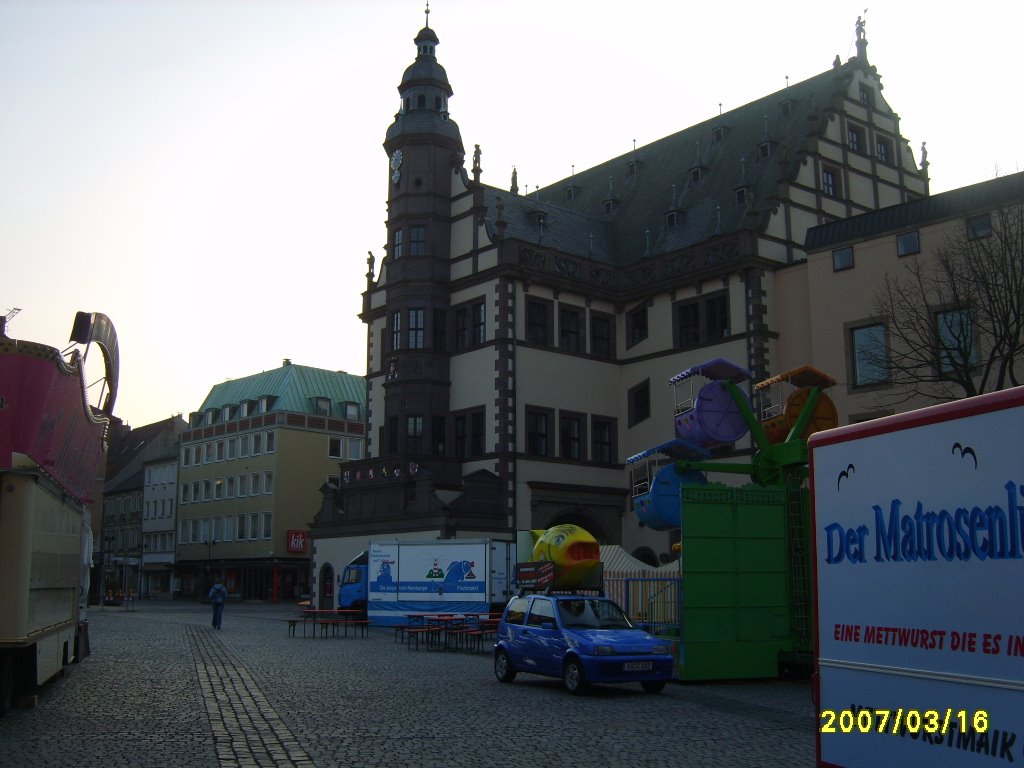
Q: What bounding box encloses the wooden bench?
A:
[392,624,414,643]
[342,619,371,638]
[282,618,301,637]
[406,626,440,650]
[444,628,485,652]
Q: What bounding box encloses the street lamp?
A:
[203,538,218,595]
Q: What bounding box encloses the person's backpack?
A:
[211,585,225,605]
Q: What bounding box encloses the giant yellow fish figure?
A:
[529,524,602,588]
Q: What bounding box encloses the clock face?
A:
[390,149,403,171]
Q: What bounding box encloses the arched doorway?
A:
[318,564,334,609]
[543,508,611,543]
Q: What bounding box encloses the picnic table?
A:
[282,608,369,638]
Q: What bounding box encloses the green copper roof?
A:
[198,362,366,418]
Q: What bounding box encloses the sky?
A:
[2,0,1022,429]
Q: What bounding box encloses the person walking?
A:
[208,576,227,629]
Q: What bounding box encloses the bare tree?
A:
[868,202,1024,404]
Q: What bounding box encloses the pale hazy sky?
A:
[3,0,1021,429]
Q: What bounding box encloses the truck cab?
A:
[337,551,368,614]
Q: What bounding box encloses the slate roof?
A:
[105,416,184,491]
[481,56,903,266]
[198,363,366,419]
[805,170,1024,252]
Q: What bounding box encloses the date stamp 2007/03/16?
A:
[820,708,989,736]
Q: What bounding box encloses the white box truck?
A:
[809,386,1024,767]
[339,539,516,624]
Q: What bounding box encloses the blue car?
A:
[493,593,674,694]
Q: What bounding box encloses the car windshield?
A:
[557,599,633,629]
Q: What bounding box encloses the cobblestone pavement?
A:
[0,602,817,767]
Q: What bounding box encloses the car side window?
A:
[526,599,556,627]
[504,597,529,625]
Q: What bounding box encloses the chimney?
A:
[283,358,291,366]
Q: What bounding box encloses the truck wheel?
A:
[494,650,516,683]
[641,680,666,694]
[563,658,587,694]
[0,658,13,717]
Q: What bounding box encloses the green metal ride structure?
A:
[627,358,837,680]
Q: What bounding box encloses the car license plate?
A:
[623,661,652,672]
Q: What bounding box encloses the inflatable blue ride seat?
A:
[633,466,707,530]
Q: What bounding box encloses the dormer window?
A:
[535,211,549,228]
[604,199,617,215]
[711,125,730,145]
[689,167,703,185]
[626,160,639,177]
[859,84,876,109]
[665,211,678,228]
[779,100,794,119]
[564,185,578,202]
[735,188,749,206]
[758,142,772,160]
[313,397,330,416]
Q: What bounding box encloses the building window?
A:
[833,247,854,272]
[238,474,248,496]
[876,137,893,165]
[252,432,262,455]
[526,299,552,346]
[180,484,189,504]
[432,416,445,456]
[564,186,576,202]
[936,308,977,372]
[433,309,447,351]
[850,324,889,387]
[251,473,261,495]
[559,412,584,460]
[387,417,398,454]
[406,415,423,453]
[689,167,702,185]
[264,431,275,453]
[628,380,651,427]
[847,124,866,154]
[967,213,992,240]
[392,229,403,259]
[204,443,213,464]
[314,397,330,416]
[626,303,648,348]
[665,210,678,228]
[454,414,467,458]
[711,125,726,144]
[248,512,259,541]
[896,230,920,257]
[238,435,249,458]
[591,416,616,464]
[348,438,363,461]
[329,436,343,459]
[202,480,211,501]
[226,476,235,498]
[758,142,771,160]
[214,479,223,500]
[454,306,469,351]
[674,292,729,347]
[822,166,840,198]
[408,308,425,349]
[263,471,273,494]
[590,312,613,359]
[559,306,582,352]
[473,302,486,345]
[391,311,402,351]
[182,448,190,467]
[526,408,552,457]
[345,402,359,420]
[410,225,427,255]
[262,511,273,540]
[226,438,236,460]
[470,411,485,456]
[236,513,246,541]
[735,188,747,206]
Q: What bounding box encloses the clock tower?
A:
[375,14,465,468]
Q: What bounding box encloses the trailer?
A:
[809,386,1024,767]
[0,312,117,714]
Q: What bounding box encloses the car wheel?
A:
[494,650,516,683]
[641,680,666,694]
[563,657,587,694]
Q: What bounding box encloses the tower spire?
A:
[424,1,430,28]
